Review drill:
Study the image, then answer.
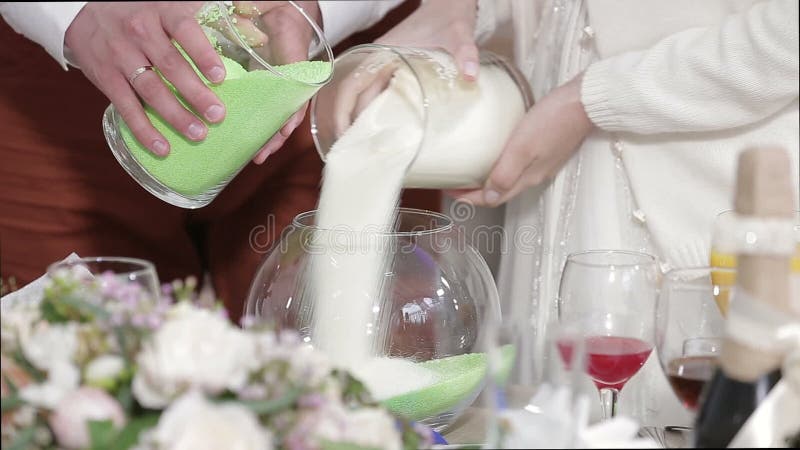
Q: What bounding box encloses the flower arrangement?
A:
[1,267,432,450]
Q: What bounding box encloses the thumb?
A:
[453,43,480,81]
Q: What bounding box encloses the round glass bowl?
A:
[311,45,533,190]
[103,1,333,209]
[244,208,501,430]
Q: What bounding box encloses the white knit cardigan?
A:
[478,0,799,425]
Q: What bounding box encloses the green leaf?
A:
[114,327,132,366]
[321,441,381,450]
[2,372,19,395]
[11,350,44,382]
[89,419,117,450]
[0,395,23,413]
[334,370,374,406]
[40,296,69,323]
[111,413,160,450]
[116,383,133,414]
[6,426,35,450]
[237,389,301,415]
[400,421,422,450]
[59,293,110,322]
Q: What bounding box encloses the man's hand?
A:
[66,2,226,156]
[229,2,322,164]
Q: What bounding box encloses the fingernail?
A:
[152,139,169,156]
[280,122,293,138]
[254,145,276,165]
[253,152,267,165]
[205,104,225,122]
[265,140,281,156]
[280,117,299,137]
[208,66,225,83]
[292,113,305,129]
[484,189,501,205]
[463,61,479,79]
[187,122,206,140]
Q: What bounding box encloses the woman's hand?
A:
[377,0,480,81]
[66,2,226,156]
[229,1,321,164]
[451,74,595,206]
[328,0,480,142]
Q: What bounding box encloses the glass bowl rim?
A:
[664,266,736,276]
[291,207,454,237]
[46,256,157,279]
[565,249,657,268]
[716,208,800,217]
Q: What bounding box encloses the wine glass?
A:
[556,250,660,420]
[47,256,161,301]
[656,267,727,412]
[710,210,800,316]
[484,321,590,449]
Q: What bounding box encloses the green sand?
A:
[120,57,330,196]
[381,345,516,421]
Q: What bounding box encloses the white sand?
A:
[311,53,524,395]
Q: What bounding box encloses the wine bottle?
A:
[694,147,797,448]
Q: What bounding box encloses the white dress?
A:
[477,0,799,426]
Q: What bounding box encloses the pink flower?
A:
[148,391,272,450]
[49,387,126,449]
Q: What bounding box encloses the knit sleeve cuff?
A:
[580,58,627,131]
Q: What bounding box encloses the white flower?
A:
[85,355,125,387]
[338,407,402,450]
[286,403,402,450]
[148,390,272,450]
[20,321,79,372]
[0,301,40,353]
[132,304,256,408]
[12,405,36,427]
[252,331,332,387]
[19,360,80,409]
[48,387,126,449]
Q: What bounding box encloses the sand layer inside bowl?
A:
[354,345,516,421]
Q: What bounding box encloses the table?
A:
[442,385,537,446]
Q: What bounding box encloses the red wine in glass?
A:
[666,355,717,411]
[557,335,653,390]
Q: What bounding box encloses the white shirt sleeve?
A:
[581,0,799,134]
[0,2,87,70]
[317,0,405,48]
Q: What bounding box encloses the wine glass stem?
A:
[599,387,619,419]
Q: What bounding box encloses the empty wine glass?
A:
[710,210,800,316]
[656,267,727,412]
[556,250,660,420]
[485,321,590,449]
[47,256,161,301]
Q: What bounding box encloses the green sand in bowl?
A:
[381,345,516,421]
[120,58,330,196]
